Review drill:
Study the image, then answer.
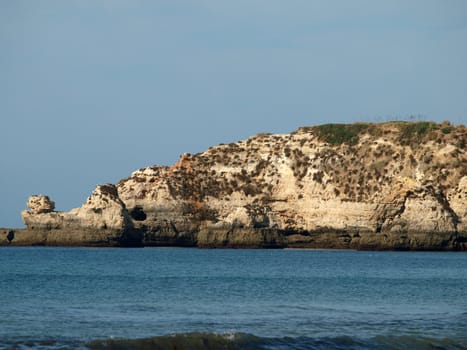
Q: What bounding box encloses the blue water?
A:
[0,247,466,349]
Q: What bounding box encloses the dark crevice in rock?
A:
[130,206,147,221]
[6,230,14,243]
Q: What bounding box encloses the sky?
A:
[1,0,467,228]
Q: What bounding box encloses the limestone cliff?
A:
[4,121,466,249]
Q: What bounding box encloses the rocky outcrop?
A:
[4,121,467,250]
[27,195,55,213]
[15,185,141,246]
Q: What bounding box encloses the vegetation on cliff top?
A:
[311,121,464,148]
[118,120,465,207]
[315,123,369,145]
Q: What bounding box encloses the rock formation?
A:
[3,121,466,249]
[11,185,141,246]
[26,195,55,213]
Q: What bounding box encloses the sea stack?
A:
[4,121,466,250]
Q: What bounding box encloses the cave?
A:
[7,230,14,243]
[130,206,147,221]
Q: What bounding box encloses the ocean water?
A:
[0,247,466,350]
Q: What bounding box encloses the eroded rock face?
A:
[27,195,55,213]
[13,121,467,249]
[72,184,134,231]
[19,184,140,246]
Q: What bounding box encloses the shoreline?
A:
[2,227,465,251]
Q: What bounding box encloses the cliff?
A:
[3,121,466,250]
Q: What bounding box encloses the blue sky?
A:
[1,0,467,227]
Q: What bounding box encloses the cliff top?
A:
[119,121,465,204]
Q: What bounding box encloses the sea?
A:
[0,247,466,350]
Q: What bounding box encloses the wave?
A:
[2,333,466,350]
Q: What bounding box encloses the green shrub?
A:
[316,123,369,146]
[441,127,451,134]
[397,121,437,144]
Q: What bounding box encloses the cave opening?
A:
[130,206,147,221]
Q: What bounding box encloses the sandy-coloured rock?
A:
[4,121,466,249]
[17,184,141,246]
[27,195,55,213]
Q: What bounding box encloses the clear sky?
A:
[1,0,467,228]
